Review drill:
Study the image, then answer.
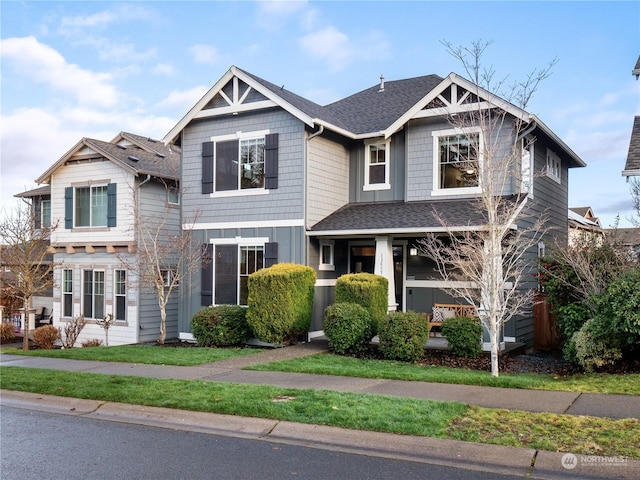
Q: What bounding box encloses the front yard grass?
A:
[0,344,258,366]
[2,366,638,459]
[246,353,640,395]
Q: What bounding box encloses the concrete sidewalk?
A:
[1,341,639,479]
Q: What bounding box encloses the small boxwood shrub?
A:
[323,303,373,355]
[441,316,483,358]
[247,263,316,345]
[335,273,388,334]
[0,321,16,343]
[572,317,622,372]
[32,325,60,350]
[377,311,429,363]
[191,305,252,347]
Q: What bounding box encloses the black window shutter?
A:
[64,187,73,229]
[201,244,214,306]
[107,183,117,227]
[264,133,279,189]
[34,198,42,229]
[202,141,214,194]
[264,242,278,268]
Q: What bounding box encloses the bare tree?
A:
[118,179,207,344]
[416,40,557,377]
[0,201,57,350]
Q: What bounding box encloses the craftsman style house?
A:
[164,66,585,348]
[24,132,181,345]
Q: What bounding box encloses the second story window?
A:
[546,149,561,184]
[65,184,116,229]
[433,130,481,193]
[363,140,390,191]
[202,132,279,195]
[167,186,180,205]
[42,200,51,228]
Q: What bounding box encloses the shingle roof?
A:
[323,75,444,135]
[624,116,640,175]
[309,197,518,234]
[14,185,51,198]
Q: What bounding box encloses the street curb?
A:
[2,390,638,479]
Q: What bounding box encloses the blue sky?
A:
[1,1,638,227]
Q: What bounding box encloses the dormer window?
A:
[363,139,390,191]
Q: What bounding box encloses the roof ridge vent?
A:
[127,155,139,162]
[379,74,385,92]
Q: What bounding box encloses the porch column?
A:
[374,236,397,311]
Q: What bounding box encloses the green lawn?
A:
[2,366,638,459]
[246,353,640,395]
[0,344,258,366]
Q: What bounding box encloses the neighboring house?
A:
[568,206,602,246]
[606,227,640,260]
[163,66,585,348]
[28,132,181,346]
[623,116,640,178]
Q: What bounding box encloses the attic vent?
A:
[379,74,385,92]
[147,137,157,143]
[155,153,165,158]
[116,144,127,150]
[128,155,139,162]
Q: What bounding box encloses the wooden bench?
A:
[34,307,52,327]
[424,303,478,337]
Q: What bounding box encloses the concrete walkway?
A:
[1,341,639,479]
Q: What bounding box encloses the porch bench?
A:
[35,307,52,327]
[426,303,478,337]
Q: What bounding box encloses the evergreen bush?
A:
[377,311,428,363]
[323,302,373,355]
[247,263,316,345]
[572,318,622,372]
[335,273,388,334]
[441,316,483,358]
[191,305,252,347]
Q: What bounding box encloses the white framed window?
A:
[432,128,482,195]
[213,131,268,194]
[75,185,108,227]
[160,268,178,287]
[42,199,51,228]
[363,139,390,191]
[82,269,104,320]
[546,149,561,184]
[114,270,126,321]
[62,268,73,318]
[520,138,534,197]
[319,240,335,271]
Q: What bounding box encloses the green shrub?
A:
[441,316,483,358]
[572,318,622,373]
[191,305,252,347]
[32,325,60,350]
[377,311,429,363]
[0,321,16,343]
[335,273,388,334]
[323,303,373,355]
[247,263,316,345]
[595,269,640,348]
[555,303,591,363]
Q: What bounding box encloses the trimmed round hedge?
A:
[441,316,482,358]
[190,305,252,347]
[323,302,373,355]
[377,311,429,363]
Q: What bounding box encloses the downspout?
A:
[517,120,537,141]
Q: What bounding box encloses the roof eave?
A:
[530,114,586,168]
[307,225,486,237]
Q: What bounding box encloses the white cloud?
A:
[156,86,209,112]
[189,44,219,65]
[153,63,175,76]
[59,11,115,31]
[300,27,352,71]
[0,36,119,107]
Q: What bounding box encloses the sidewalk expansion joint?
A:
[260,419,281,438]
[563,392,582,414]
[526,450,538,477]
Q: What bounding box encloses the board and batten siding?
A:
[50,161,136,245]
[307,133,350,227]
[181,109,306,225]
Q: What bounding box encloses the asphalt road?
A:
[0,406,523,480]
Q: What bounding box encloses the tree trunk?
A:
[22,295,30,351]
[490,319,500,377]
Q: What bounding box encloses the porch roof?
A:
[308,197,519,236]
